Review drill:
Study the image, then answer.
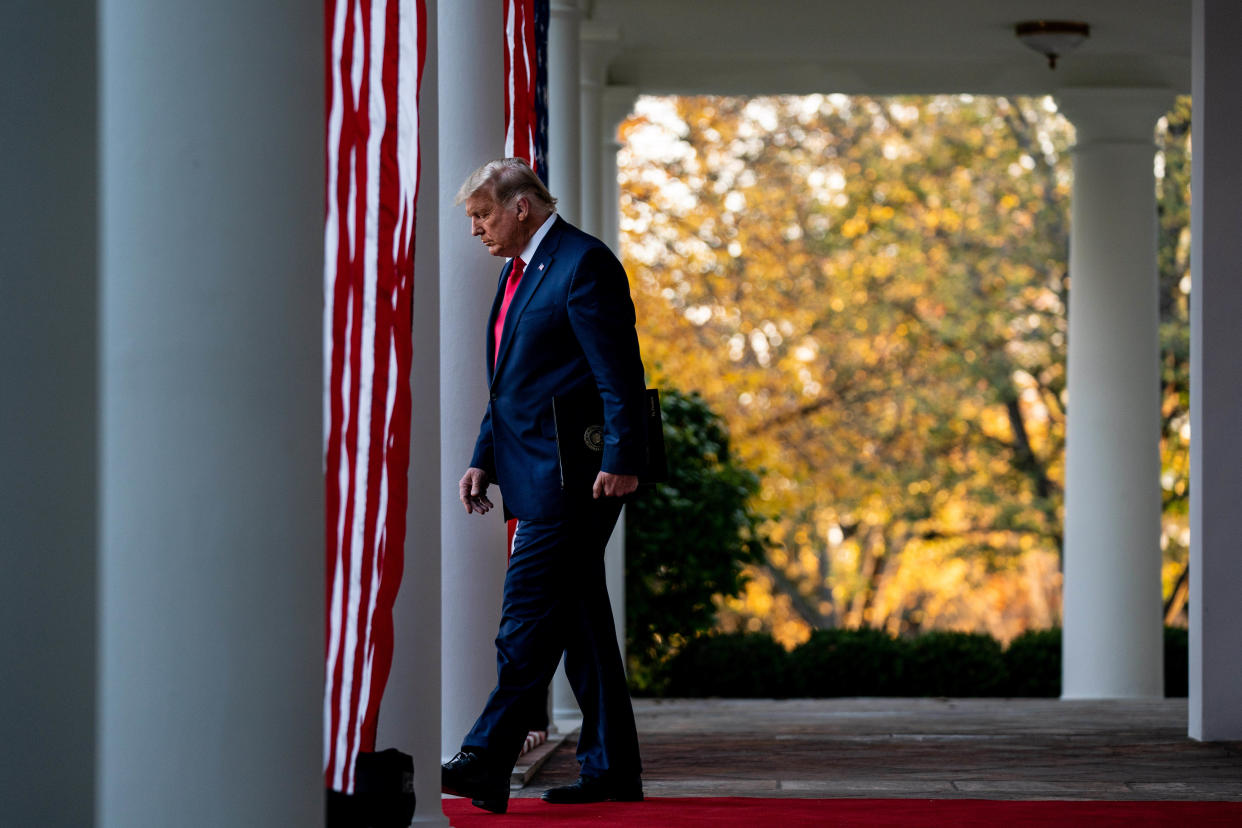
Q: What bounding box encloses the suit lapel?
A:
[492,217,565,382]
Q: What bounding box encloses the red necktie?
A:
[493,257,525,366]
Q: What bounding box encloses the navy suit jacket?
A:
[470,216,647,520]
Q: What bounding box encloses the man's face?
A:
[465,190,528,259]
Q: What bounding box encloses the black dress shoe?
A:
[441,750,510,814]
[541,774,643,804]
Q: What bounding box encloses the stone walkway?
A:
[518,698,1242,801]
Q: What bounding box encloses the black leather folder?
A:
[552,385,668,490]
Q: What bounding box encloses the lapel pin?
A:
[538,263,545,271]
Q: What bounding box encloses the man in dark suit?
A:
[440,158,646,814]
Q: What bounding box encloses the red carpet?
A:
[442,796,1242,826]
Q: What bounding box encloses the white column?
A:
[601,87,637,258]
[1190,0,1242,741]
[579,28,615,237]
[375,2,448,822]
[548,0,583,222]
[579,36,631,664]
[1058,88,1170,700]
[549,0,586,722]
[600,86,638,664]
[98,3,324,827]
[438,0,509,760]
[1,4,98,825]
[603,524,628,668]
[580,65,603,234]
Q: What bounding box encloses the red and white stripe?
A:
[504,0,539,170]
[504,0,542,585]
[323,0,426,794]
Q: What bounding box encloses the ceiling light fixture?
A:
[1015,20,1090,69]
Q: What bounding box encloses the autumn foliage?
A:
[620,94,1191,650]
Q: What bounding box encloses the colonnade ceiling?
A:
[587,0,1191,96]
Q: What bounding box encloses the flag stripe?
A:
[503,0,550,579]
[322,0,348,779]
[532,0,550,179]
[504,0,516,158]
[323,0,357,790]
[504,0,547,177]
[324,0,424,795]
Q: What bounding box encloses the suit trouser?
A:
[463,497,642,779]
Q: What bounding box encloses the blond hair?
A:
[455,157,557,211]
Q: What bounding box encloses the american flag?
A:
[503,2,549,529]
[504,0,552,755]
[504,0,549,181]
[502,3,547,559]
[322,0,426,795]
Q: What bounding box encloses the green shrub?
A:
[998,626,1191,699]
[788,628,907,696]
[661,626,1189,699]
[1002,627,1061,697]
[905,631,1005,696]
[664,632,790,698]
[1164,626,1188,697]
[626,388,765,693]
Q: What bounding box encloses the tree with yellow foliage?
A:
[621,94,1086,646]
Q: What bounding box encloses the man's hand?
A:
[593,471,639,499]
[459,467,495,515]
